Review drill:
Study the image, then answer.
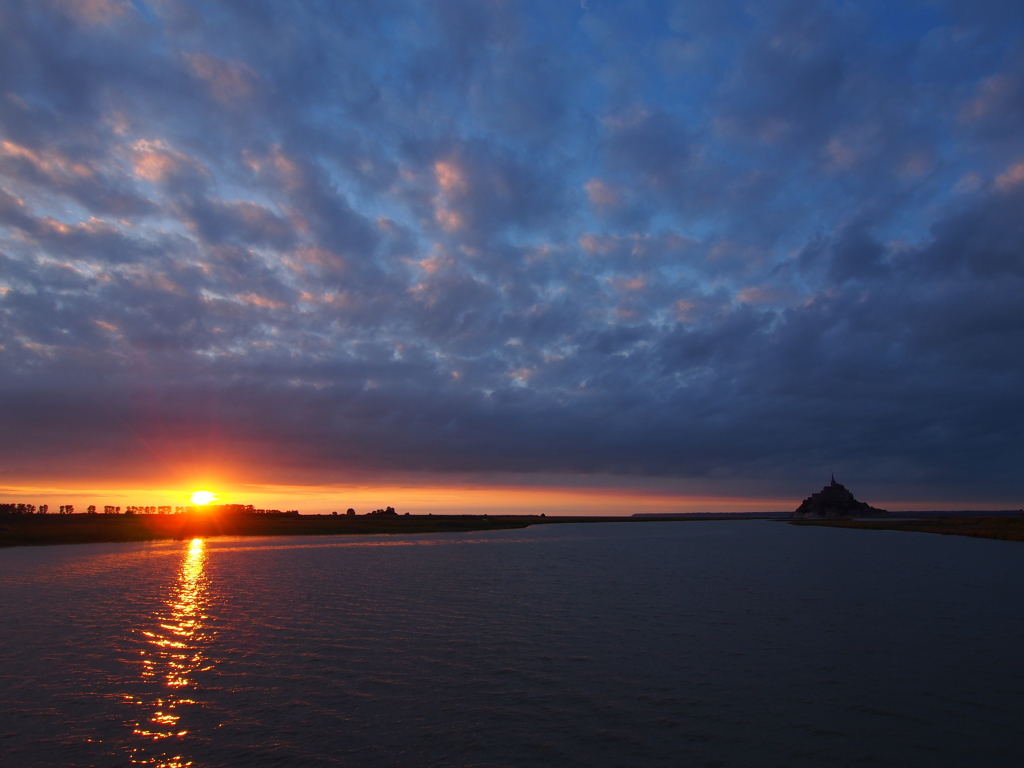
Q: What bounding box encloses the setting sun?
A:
[190,490,217,506]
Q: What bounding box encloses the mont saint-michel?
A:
[791,476,888,519]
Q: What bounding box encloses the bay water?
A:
[1,520,1022,767]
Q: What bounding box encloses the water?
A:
[1,521,1022,767]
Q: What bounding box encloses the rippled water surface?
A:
[2,521,1023,767]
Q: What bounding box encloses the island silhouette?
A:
[791,475,888,518]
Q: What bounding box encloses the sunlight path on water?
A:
[127,538,213,768]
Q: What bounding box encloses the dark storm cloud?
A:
[1,0,1023,502]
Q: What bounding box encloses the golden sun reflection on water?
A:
[128,538,213,768]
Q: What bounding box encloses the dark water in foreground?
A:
[1,521,1023,767]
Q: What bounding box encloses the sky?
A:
[1,0,1023,513]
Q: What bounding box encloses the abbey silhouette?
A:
[792,475,888,518]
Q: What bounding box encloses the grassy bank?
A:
[14,512,1017,549]
[1,512,716,548]
[0,512,545,548]
[0,512,788,548]
[789,515,1024,542]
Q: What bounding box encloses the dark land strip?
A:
[2,511,1022,548]
[0,513,534,548]
[789,515,1024,542]
[0,512,776,548]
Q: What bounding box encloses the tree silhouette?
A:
[0,503,37,514]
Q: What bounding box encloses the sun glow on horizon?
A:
[189,490,217,506]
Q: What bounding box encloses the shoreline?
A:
[0,512,764,548]
[1,511,1022,548]
[788,515,1024,542]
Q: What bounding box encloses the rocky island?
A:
[792,475,888,518]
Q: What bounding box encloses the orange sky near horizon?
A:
[0,481,797,516]
[0,480,1008,516]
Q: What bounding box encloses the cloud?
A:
[994,159,1024,192]
[46,0,132,27]
[0,140,154,215]
[183,53,259,105]
[130,140,206,185]
[180,198,295,249]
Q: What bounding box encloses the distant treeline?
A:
[1,503,62,514]
[1,503,47,514]
[1,503,300,516]
[329,508,407,516]
[0,503,408,517]
[183,505,301,516]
